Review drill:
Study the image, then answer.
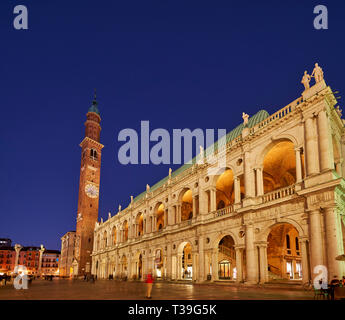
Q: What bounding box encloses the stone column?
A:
[305,117,320,175]
[324,207,342,279]
[235,246,243,282]
[164,210,167,227]
[192,196,197,218]
[255,168,264,196]
[234,176,241,204]
[192,252,198,281]
[245,224,257,284]
[309,209,324,279]
[295,147,303,183]
[258,244,268,284]
[299,237,310,283]
[177,253,182,279]
[335,160,342,176]
[14,244,22,269]
[166,244,172,280]
[177,205,181,223]
[38,245,45,276]
[244,151,254,198]
[341,134,345,177]
[198,236,205,281]
[210,188,217,212]
[211,248,218,281]
[153,216,157,232]
[317,110,333,171]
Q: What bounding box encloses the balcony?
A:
[261,185,296,203]
[214,204,234,218]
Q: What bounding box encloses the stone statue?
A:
[40,244,45,251]
[301,70,311,90]
[311,63,324,83]
[130,195,133,203]
[108,212,111,219]
[118,205,122,212]
[169,168,172,179]
[146,184,150,192]
[242,112,249,125]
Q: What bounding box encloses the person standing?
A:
[145,269,154,299]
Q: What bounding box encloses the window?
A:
[90,149,97,160]
[295,237,299,251]
[286,235,290,249]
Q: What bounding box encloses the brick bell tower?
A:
[75,91,104,276]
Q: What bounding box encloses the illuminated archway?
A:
[180,189,193,221]
[155,203,165,230]
[218,235,236,280]
[263,141,300,193]
[112,226,117,245]
[267,223,302,280]
[136,213,144,237]
[216,169,235,208]
[123,221,128,242]
[178,241,193,280]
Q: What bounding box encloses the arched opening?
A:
[178,242,193,280]
[154,249,163,278]
[102,231,107,248]
[120,255,127,279]
[263,141,300,193]
[218,235,236,280]
[267,223,302,280]
[123,221,128,242]
[136,213,144,237]
[155,203,165,231]
[112,226,117,245]
[180,189,193,221]
[216,169,235,208]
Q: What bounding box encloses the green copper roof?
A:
[88,99,100,115]
[133,109,269,203]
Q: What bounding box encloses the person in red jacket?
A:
[145,269,154,299]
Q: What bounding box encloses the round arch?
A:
[256,137,298,168]
[259,218,306,242]
[212,231,239,250]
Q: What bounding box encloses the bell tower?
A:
[75,91,104,276]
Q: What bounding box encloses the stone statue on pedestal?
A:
[242,112,249,126]
[301,71,311,90]
[311,63,324,83]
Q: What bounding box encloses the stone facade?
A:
[59,231,76,277]
[91,73,345,284]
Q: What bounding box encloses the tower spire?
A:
[88,88,100,115]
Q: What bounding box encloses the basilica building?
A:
[70,65,345,284]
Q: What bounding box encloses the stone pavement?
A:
[0,279,314,300]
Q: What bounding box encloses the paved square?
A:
[0,279,314,300]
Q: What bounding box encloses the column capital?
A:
[255,241,268,248]
[298,236,309,243]
[307,208,321,215]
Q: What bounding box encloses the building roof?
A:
[132,109,269,204]
[88,99,100,115]
[44,250,60,254]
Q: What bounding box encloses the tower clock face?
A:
[85,184,99,198]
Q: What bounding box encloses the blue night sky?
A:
[0,0,344,250]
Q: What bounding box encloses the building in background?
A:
[0,238,12,247]
[59,231,76,277]
[0,245,60,276]
[0,247,15,275]
[42,250,60,276]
